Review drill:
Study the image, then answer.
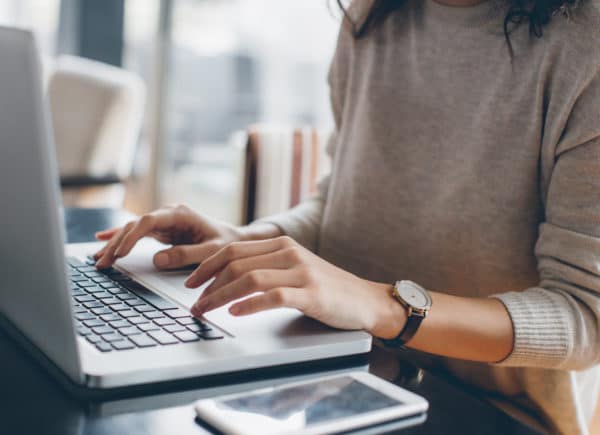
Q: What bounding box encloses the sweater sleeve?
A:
[493,65,600,369]
[253,27,347,252]
[255,133,336,252]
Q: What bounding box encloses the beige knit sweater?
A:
[261,0,600,433]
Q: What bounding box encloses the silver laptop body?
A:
[0,27,371,389]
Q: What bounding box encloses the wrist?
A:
[237,222,283,242]
[364,282,408,340]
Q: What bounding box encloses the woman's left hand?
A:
[187,236,405,338]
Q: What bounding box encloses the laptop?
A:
[0,27,372,390]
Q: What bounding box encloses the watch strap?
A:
[382,312,425,348]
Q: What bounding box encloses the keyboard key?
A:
[128,316,149,325]
[84,272,104,279]
[154,317,175,327]
[148,331,178,345]
[174,331,201,342]
[125,283,178,310]
[100,313,121,322]
[67,257,86,267]
[77,326,92,336]
[119,310,139,318]
[102,333,126,343]
[92,277,111,284]
[102,297,122,305]
[75,312,96,321]
[101,267,120,276]
[187,323,212,333]
[74,295,95,303]
[118,326,142,336]
[76,266,97,273]
[125,298,146,307]
[79,281,97,288]
[71,289,87,298]
[138,323,160,332]
[92,326,115,335]
[95,342,113,352]
[143,311,163,320]
[112,340,135,351]
[107,287,127,295]
[199,330,225,340]
[100,282,118,289]
[83,301,104,309]
[110,303,130,311]
[134,305,155,313]
[177,317,199,325]
[164,308,192,319]
[116,293,136,301]
[86,335,103,344]
[83,319,105,328]
[129,334,157,348]
[93,291,113,300]
[72,304,87,314]
[164,324,186,333]
[109,320,130,329]
[84,285,106,294]
[71,276,88,282]
[91,307,113,316]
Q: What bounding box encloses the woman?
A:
[95,0,600,433]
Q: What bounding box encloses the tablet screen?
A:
[215,376,403,430]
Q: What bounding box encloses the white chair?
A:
[47,55,146,207]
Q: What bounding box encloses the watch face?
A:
[398,282,431,309]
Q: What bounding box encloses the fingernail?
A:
[229,305,240,315]
[191,303,204,315]
[155,253,170,268]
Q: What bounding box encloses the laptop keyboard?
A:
[67,257,224,353]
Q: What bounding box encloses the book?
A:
[240,125,329,224]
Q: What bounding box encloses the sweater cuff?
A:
[491,289,573,368]
[252,199,323,252]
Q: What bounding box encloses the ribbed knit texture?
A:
[259,1,600,433]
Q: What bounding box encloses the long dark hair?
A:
[337,0,579,55]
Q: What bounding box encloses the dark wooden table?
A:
[0,208,541,435]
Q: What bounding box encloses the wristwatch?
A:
[382,281,432,348]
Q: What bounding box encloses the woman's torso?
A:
[317,1,600,433]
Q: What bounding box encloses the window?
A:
[2,0,341,222]
[0,0,61,55]
[123,0,340,223]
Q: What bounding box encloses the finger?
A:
[113,213,166,258]
[150,231,175,245]
[153,242,221,270]
[185,236,294,288]
[95,223,134,269]
[199,249,297,298]
[93,245,108,260]
[229,288,307,316]
[95,227,120,240]
[191,269,303,316]
[114,207,191,258]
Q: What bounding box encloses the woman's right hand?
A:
[93,204,281,270]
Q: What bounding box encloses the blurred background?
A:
[0,0,339,224]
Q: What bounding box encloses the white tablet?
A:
[194,371,429,435]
